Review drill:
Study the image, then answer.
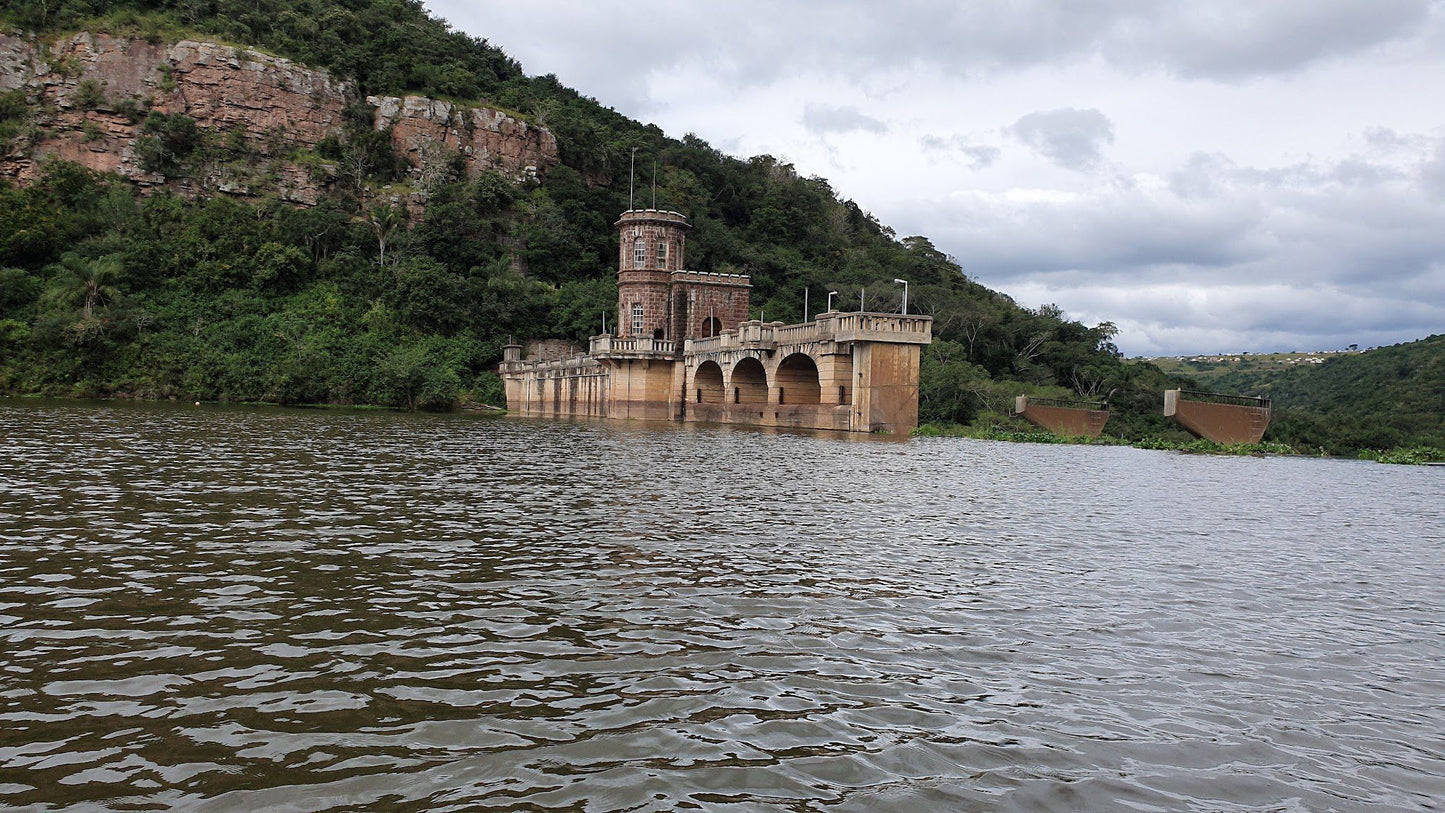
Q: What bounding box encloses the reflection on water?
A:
[2,400,1443,811]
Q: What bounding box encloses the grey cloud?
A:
[1332,159,1405,187]
[1364,127,1431,153]
[1422,139,1445,199]
[919,135,1000,169]
[961,145,1002,170]
[1173,152,1412,200]
[801,104,888,136]
[1009,108,1114,171]
[430,0,1440,112]
[894,190,1263,283]
[1169,152,1231,199]
[1108,1,1437,80]
[884,144,1445,354]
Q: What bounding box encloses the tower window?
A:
[633,237,646,269]
[631,302,644,335]
[657,241,668,269]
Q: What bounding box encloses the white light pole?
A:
[893,278,909,315]
[826,290,838,312]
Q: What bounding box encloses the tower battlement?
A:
[670,270,750,287]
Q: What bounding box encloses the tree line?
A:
[0,0,1437,460]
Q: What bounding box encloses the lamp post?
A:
[826,290,838,312]
[893,278,908,315]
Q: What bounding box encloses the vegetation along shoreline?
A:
[0,2,1439,463]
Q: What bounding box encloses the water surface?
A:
[2,401,1443,811]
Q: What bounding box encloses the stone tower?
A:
[616,209,688,339]
[614,209,751,342]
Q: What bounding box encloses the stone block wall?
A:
[615,209,687,272]
[617,271,671,338]
[501,356,610,419]
[852,342,922,433]
[672,273,750,339]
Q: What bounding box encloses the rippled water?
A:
[1,400,1443,812]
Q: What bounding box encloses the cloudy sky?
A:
[426,1,1445,356]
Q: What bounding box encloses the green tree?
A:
[49,252,123,320]
[364,202,407,266]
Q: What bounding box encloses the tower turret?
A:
[615,209,689,339]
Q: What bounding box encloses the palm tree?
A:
[51,253,123,319]
[364,203,406,266]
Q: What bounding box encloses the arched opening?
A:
[731,357,768,404]
[694,361,724,403]
[700,316,722,338]
[653,327,665,341]
[776,353,821,404]
[630,302,644,337]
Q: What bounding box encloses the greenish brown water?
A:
[2,400,1443,811]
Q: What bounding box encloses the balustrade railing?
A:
[771,323,816,344]
[589,335,676,356]
[594,312,931,360]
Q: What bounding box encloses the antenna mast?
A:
[629,147,637,210]
[652,162,657,209]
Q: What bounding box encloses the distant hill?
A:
[1149,350,1362,394]
[1154,337,1445,453]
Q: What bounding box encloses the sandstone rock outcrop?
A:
[0,32,558,204]
[371,94,556,181]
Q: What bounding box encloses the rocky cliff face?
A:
[0,32,558,203]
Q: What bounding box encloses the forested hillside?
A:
[1213,337,1445,454]
[0,0,1168,420]
[0,0,1434,459]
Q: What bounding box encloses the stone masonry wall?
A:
[616,218,686,273]
[672,274,750,340]
[617,271,670,338]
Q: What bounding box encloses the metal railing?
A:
[1026,397,1108,411]
[1177,390,1271,408]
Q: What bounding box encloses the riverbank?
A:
[912,421,1445,465]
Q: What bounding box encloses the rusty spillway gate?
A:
[1012,396,1110,438]
[1164,389,1271,445]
